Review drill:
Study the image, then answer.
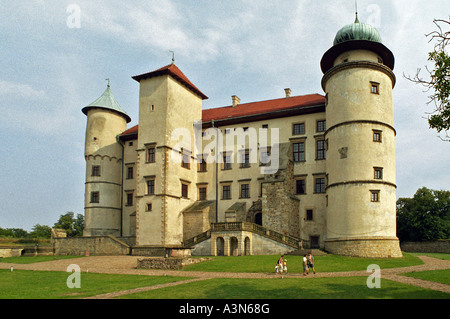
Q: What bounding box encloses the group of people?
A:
[274,253,316,276]
[275,255,288,274]
[302,253,316,276]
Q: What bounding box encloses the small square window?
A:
[371,190,380,202]
[91,165,101,177]
[90,191,100,203]
[371,82,380,94]
[293,123,305,135]
[373,130,382,142]
[146,203,152,212]
[374,167,383,180]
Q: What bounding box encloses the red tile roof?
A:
[132,64,208,100]
[119,93,325,139]
[202,94,325,123]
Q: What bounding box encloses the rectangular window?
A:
[371,190,380,202]
[198,156,207,172]
[296,179,306,195]
[181,183,189,199]
[317,120,326,133]
[223,154,232,170]
[293,142,305,162]
[126,192,133,206]
[240,184,250,198]
[147,179,155,195]
[146,203,152,212]
[306,209,314,221]
[222,185,231,200]
[181,150,190,169]
[198,187,207,201]
[293,123,305,135]
[315,178,326,193]
[240,152,250,168]
[260,148,271,166]
[316,140,326,160]
[371,82,380,94]
[374,167,383,180]
[373,130,382,142]
[127,166,134,180]
[146,146,156,163]
[90,191,100,203]
[91,165,101,177]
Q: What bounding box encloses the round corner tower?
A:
[321,16,402,257]
[81,84,131,237]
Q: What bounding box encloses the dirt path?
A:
[1,255,449,298]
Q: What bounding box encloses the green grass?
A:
[119,277,449,299]
[402,269,450,285]
[183,253,424,273]
[0,256,81,264]
[0,269,190,299]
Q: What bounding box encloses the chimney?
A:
[284,88,291,98]
[232,95,240,107]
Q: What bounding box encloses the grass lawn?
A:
[0,255,81,264]
[119,277,449,299]
[182,253,424,273]
[402,269,450,285]
[0,269,190,299]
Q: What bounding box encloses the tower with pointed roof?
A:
[321,14,402,257]
[131,63,208,247]
[82,84,131,236]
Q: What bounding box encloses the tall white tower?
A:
[321,15,402,257]
[82,84,131,236]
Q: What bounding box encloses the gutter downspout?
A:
[212,120,218,223]
[117,135,124,238]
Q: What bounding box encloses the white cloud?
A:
[0,80,46,100]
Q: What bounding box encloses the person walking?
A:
[307,253,316,275]
[302,254,308,276]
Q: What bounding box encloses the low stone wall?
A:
[401,240,450,253]
[137,257,211,270]
[53,236,130,256]
[0,248,23,258]
[324,237,403,258]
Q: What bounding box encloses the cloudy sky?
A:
[0,0,448,231]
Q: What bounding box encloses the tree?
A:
[53,212,84,237]
[405,17,450,141]
[30,224,52,238]
[397,187,450,241]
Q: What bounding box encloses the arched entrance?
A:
[216,237,225,256]
[244,237,251,256]
[230,237,239,256]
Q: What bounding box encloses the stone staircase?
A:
[184,222,304,250]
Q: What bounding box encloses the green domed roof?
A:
[82,85,131,123]
[333,16,382,46]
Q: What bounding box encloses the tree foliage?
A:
[405,17,450,141]
[53,212,84,237]
[397,187,450,241]
[0,212,84,239]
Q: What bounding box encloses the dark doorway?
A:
[254,213,262,226]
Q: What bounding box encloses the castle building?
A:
[82,16,403,258]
